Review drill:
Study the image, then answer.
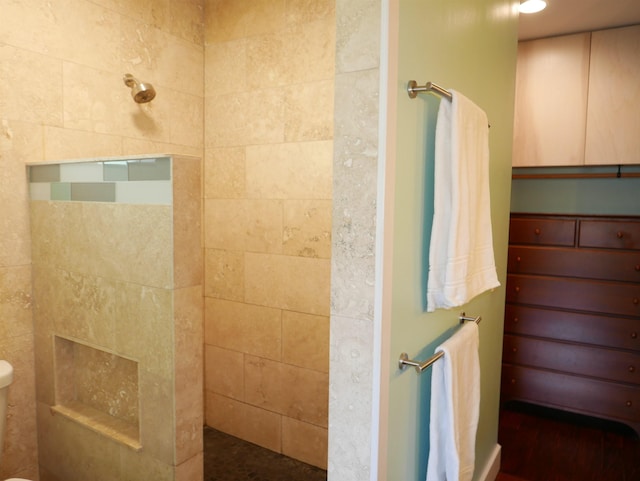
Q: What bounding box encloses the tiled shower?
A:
[1,0,336,479]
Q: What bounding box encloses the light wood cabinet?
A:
[512,33,591,167]
[585,25,640,165]
[513,24,640,167]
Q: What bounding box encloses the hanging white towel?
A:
[426,90,500,312]
[426,321,480,481]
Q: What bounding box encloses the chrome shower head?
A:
[123,73,156,103]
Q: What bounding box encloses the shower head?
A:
[123,74,156,103]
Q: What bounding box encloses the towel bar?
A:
[398,313,481,373]
[407,80,452,100]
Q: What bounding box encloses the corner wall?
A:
[202,0,335,468]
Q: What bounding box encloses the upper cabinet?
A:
[512,33,591,167]
[513,24,640,167]
[585,25,640,165]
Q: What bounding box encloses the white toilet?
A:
[0,360,31,481]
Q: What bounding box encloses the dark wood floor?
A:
[496,402,640,481]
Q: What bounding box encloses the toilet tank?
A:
[0,360,14,463]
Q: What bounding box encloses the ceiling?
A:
[518,0,640,40]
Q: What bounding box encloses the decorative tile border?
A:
[28,157,172,205]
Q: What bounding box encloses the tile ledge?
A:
[51,402,142,452]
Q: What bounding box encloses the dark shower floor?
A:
[204,427,328,481]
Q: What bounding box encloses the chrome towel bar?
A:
[407,80,452,101]
[398,313,481,373]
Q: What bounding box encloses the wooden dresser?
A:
[501,213,640,435]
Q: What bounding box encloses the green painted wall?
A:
[385,0,518,479]
[511,166,640,215]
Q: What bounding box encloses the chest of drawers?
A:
[501,214,640,435]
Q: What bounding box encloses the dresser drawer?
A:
[508,246,640,281]
[506,274,640,317]
[504,305,640,351]
[579,220,640,250]
[501,364,640,422]
[503,334,640,384]
[509,217,576,246]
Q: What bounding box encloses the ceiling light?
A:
[519,0,547,14]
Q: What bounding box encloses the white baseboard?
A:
[476,443,501,481]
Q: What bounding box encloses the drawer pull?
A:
[629,366,636,373]
[534,228,541,236]
[626,400,633,408]
[635,265,640,272]
[512,347,518,353]
[513,317,519,324]
[632,332,638,339]
[510,378,516,385]
[515,286,521,293]
[516,256,522,262]
[634,298,639,305]
[617,231,624,239]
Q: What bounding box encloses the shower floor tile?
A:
[204,427,327,481]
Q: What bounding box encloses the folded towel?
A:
[426,90,500,312]
[426,321,480,481]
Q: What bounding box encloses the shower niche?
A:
[28,155,203,481]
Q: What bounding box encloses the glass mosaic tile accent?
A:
[28,157,172,205]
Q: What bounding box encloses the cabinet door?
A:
[512,33,591,166]
[585,25,640,165]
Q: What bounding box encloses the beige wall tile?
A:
[204,38,247,97]
[114,283,173,378]
[172,156,203,289]
[168,0,205,46]
[205,391,282,452]
[282,310,329,373]
[167,91,205,148]
[174,286,204,463]
[0,45,63,126]
[281,17,336,85]
[285,0,336,25]
[204,298,282,361]
[204,147,246,199]
[120,17,204,95]
[204,89,285,147]
[43,126,123,161]
[246,31,289,89]
[0,0,121,71]
[205,0,286,44]
[284,80,334,142]
[62,63,128,136]
[175,452,204,481]
[204,248,244,301]
[0,266,33,339]
[0,119,42,265]
[245,141,333,199]
[245,253,330,316]
[0,333,37,480]
[244,355,328,427]
[121,137,203,158]
[283,199,332,259]
[204,199,283,253]
[282,416,328,469]
[204,345,244,400]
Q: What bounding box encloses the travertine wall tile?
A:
[282,416,328,469]
[204,298,282,361]
[204,249,244,300]
[245,253,330,316]
[245,141,333,199]
[203,147,246,199]
[284,80,334,142]
[2,0,204,478]
[283,199,332,259]
[204,345,244,400]
[204,38,247,97]
[0,45,64,126]
[205,391,282,452]
[244,355,328,427]
[282,310,329,372]
[335,0,380,74]
[204,199,284,253]
[0,266,33,339]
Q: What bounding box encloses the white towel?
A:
[426,90,500,312]
[426,321,480,481]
